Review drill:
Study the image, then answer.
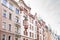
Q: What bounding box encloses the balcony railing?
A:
[15,31,20,35]
[14,22,20,27]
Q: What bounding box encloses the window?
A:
[9,3,13,11]
[30,32,31,37]
[16,8,19,14]
[2,22,6,29]
[1,0,7,7]
[32,26,33,30]
[8,36,11,40]
[15,27,19,33]
[15,16,19,23]
[15,38,18,40]
[9,24,11,31]
[30,25,31,30]
[2,34,6,40]
[24,31,28,36]
[9,13,12,20]
[3,10,6,18]
[32,33,34,38]
[23,38,25,40]
[26,39,28,40]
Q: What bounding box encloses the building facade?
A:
[0,0,37,40]
[0,0,58,40]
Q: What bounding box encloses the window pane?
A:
[9,3,13,11]
[3,10,6,17]
[9,13,12,20]
[16,8,19,14]
[9,24,11,31]
[15,16,19,23]
[2,34,6,40]
[1,0,7,6]
[2,22,6,29]
[8,36,11,40]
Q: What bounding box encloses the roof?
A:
[19,0,31,10]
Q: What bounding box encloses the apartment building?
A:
[36,19,53,40]
[0,0,57,40]
[0,0,21,40]
[0,0,37,40]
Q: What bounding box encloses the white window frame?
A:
[2,22,6,30]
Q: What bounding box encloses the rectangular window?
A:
[32,26,33,30]
[1,0,7,7]
[16,8,19,14]
[23,38,25,40]
[9,13,12,20]
[15,16,19,23]
[9,24,11,31]
[2,22,6,29]
[30,32,31,37]
[24,31,28,36]
[9,3,13,11]
[15,27,19,33]
[32,33,34,38]
[8,36,11,40]
[3,10,6,18]
[2,34,6,40]
[15,38,18,40]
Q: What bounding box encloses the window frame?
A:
[9,13,12,20]
[8,24,11,31]
[1,0,8,7]
[2,10,7,18]
[16,8,19,14]
[2,22,6,30]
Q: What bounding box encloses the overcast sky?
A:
[23,0,60,35]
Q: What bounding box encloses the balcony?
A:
[24,25,28,29]
[23,20,28,25]
[14,22,20,27]
[15,31,20,35]
[15,31,20,37]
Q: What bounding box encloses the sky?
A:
[23,0,60,35]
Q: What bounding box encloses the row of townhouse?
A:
[0,0,58,40]
[35,19,51,40]
[36,19,58,40]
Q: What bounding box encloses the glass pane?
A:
[16,8,19,14]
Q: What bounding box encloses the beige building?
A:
[0,0,37,40]
[0,0,55,40]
